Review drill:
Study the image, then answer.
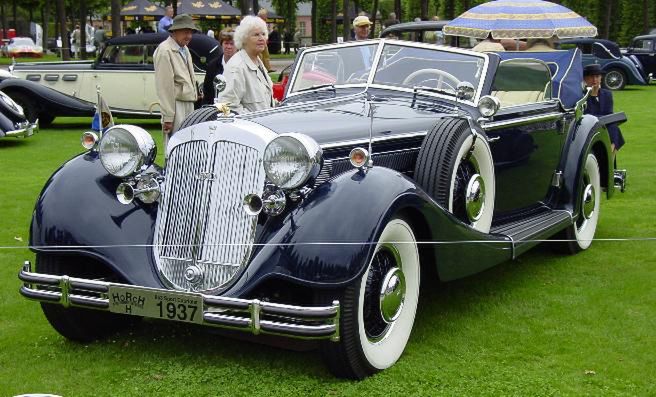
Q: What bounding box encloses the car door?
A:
[631,38,656,76]
[82,43,150,112]
[485,59,565,215]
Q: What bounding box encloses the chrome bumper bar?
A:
[5,119,38,138]
[19,261,340,341]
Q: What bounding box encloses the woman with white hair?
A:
[217,15,273,114]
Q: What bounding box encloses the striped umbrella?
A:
[443,0,597,40]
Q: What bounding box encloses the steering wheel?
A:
[402,68,461,91]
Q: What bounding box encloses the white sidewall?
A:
[447,133,495,233]
[357,219,420,370]
[574,154,600,250]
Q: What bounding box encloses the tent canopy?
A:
[120,0,165,21]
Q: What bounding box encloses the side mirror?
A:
[456,81,475,101]
[213,74,227,100]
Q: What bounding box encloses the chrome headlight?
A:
[0,91,23,115]
[98,125,156,177]
[477,95,501,117]
[263,133,322,190]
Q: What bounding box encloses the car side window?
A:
[633,40,653,52]
[101,45,145,64]
[491,59,553,108]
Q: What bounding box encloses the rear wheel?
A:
[320,218,420,379]
[603,68,626,91]
[560,153,601,254]
[37,254,139,342]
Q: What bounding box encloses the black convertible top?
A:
[380,21,451,38]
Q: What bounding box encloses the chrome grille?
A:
[155,140,265,293]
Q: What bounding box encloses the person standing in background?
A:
[93,23,107,56]
[72,25,80,58]
[154,14,201,148]
[583,64,625,153]
[158,6,175,33]
[257,8,273,71]
[218,16,273,114]
[353,16,372,41]
[202,28,236,105]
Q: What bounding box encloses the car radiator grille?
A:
[154,140,265,293]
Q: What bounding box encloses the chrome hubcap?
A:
[465,173,486,222]
[582,183,595,220]
[379,267,406,323]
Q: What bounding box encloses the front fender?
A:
[558,114,613,214]
[0,78,94,116]
[30,151,161,286]
[602,60,647,85]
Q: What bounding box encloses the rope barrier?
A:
[1,237,655,250]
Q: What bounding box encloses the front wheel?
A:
[37,254,140,342]
[560,153,601,254]
[320,218,420,379]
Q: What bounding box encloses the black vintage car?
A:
[18,39,626,379]
[624,34,656,82]
[0,33,217,126]
[0,89,38,139]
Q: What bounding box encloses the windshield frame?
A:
[286,38,489,106]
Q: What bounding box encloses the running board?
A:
[491,209,572,259]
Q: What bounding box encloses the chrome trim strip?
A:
[481,112,562,131]
[19,261,340,341]
[321,130,427,149]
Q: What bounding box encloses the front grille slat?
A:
[155,139,264,294]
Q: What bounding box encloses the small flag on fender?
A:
[91,88,114,132]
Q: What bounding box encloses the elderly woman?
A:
[218,16,273,114]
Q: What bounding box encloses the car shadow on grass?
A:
[0,138,32,149]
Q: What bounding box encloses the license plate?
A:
[108,285,203,324]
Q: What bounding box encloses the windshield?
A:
[12,38,35,46]
[289,41,486,98]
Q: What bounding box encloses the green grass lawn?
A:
[1,86,655,396]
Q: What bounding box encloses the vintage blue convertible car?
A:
[18,39,627,379]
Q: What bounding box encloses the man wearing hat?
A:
[353,16,372,41]
[583,64,624,152]
[154,14,201,147]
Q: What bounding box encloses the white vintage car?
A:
[0,33,215,126]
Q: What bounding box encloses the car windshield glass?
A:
[289,43,379,93]
[373,44,485,94]
[13,38,34,46]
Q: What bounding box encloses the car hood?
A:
[243,93,455,147]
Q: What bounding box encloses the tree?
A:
[56,0,69,60]
[111,0,120,38]
[370,0,378,38]
[342,0,349,42]
[330,0,336,43]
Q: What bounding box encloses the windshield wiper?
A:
[412,85,455,97]
[295,83,336,93]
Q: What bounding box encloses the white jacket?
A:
[218,49,273,114]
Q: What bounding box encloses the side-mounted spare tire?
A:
[178,106,220,130]
[414,118,495,233]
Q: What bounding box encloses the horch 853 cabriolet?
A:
[18,39,627,379]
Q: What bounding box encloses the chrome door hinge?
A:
[551,171,563,188]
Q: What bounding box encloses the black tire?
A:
[37,253,140,342]
[558,153,601,254]
[320,218,420,379]
[414,118,495,233]
[179,106,220,130]
[603,68,626,91]
[37,112,55,127]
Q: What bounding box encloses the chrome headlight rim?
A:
[263,133,322,190]
[98,125,156,178]
[477,95,501,117]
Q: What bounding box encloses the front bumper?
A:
[5,119,38,138]
[19,261,340,341]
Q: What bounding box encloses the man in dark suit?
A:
[202,28,236,105]
[584,64,624,152]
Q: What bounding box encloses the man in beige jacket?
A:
[154,14,200,147]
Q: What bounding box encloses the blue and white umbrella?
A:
[443,0,597,40]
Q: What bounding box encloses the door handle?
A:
[487,136,501,143]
